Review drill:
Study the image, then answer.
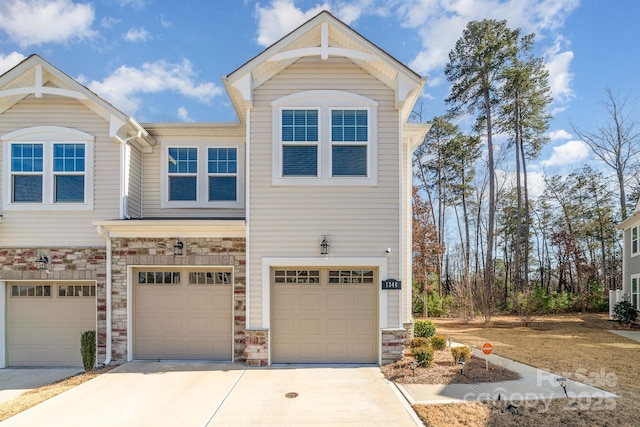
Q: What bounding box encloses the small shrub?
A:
[410,337,430,348]
[431,335,447,351]
[451,346,472,364]
[414,319,436,338]
[80,330,96,372]
[411,345,434,368]
[612,301,638,327]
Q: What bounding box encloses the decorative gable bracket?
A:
[268,22,379,63]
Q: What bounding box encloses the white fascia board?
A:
[92,220,246,238]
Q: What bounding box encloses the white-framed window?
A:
[272,90,378,186]
[632,275,640,310]
[161,141,244,208]
[2,126,94,210]
[632,225,639,256]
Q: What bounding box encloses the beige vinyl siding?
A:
[0,97,120,246]
[248,57,401,328]
[141,135,245,218]
[127,145,143,218]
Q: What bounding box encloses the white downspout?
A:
[96,225,112,366]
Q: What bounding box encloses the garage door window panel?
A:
[11,284,51,297]
[59,284,96,297]
[274,269,320,284]
[138,271,181,285]
[329,269,374,284]
[189,271,232,285]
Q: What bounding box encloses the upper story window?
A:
[208,147,237,201]
[331,109,368,177]
[272,90,378,186]
[168,147,198,201]
[161,141,244,208]
[281,109,318,176]
[2,126,94,210]
[632,225,639,256]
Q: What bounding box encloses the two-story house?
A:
[0,11,430,368]
[614,199,640,317]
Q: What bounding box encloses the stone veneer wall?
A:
[0,248,108,362]
[109,237,246,363]
[244,329,269,366]
[381,321,414,365]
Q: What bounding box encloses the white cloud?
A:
[526,171,546,198]
[118,0,147,8]
[87,59,223,115]
[124,28,150,42]
[0,0,95,48]
[177,106,193,122]
[158,14,172,29]
[100,16,120,29]
[255,0,329,47]
[547,129,572,140]
[541,140,590,167]
[0,51,26,74]
[545,39,574,103]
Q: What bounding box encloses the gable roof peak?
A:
[0,54,155,149]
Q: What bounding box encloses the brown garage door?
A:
[7,283,96,367]
[272,268,377,363]
[134,268,232,360]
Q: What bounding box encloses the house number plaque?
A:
[381,279,401,290]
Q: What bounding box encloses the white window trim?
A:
[272,90,378,186]
[632,225,639,257]
[160,140,245,209]
[2,126,94,211]
[631,274,640,310]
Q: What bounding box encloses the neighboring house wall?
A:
[623,224,640,277]
[623,220,640,309]
[0,97,120,246]
[248,57,401,329]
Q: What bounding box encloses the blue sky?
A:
[0,0,637,193]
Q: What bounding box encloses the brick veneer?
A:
[109,237,246,363]
[381,321,413,365]
[0,247,108,362]
[244,329,269,366]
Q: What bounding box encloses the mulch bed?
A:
[381,348,521,384]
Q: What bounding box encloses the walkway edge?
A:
[387,380,423,426]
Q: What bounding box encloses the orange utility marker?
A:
[482,343,492,370]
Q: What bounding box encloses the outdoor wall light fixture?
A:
[173,239,184,256]
[556,377,568,397]
[35,253,49,271]
[320,236,330,255]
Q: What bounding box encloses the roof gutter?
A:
[96,225,112,366]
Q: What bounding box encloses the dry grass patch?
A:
[0,366,114,422]
[410,313,639,426]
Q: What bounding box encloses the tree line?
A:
[412,19,640,321]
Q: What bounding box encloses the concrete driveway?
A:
[0,368,81,405]
[1,362,421,426]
